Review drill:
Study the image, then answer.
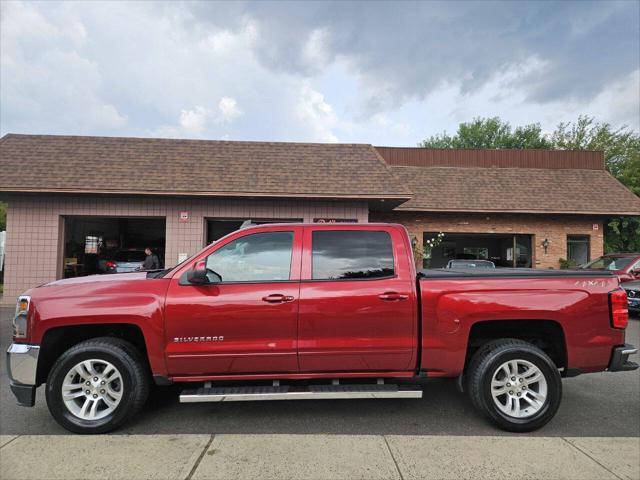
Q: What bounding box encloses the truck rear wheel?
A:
[45,337,149,434]
[466,339,561,432]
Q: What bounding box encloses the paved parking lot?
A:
[1,306,638,437]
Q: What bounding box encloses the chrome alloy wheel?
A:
[61,359,123,420]
[490,359,547,418]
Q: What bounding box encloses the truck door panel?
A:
[297,226,417,372]
[164,228,302,376]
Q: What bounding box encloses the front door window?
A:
[205,231,293,282]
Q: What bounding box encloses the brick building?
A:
[372,147,640,269]
[1,134,639,300]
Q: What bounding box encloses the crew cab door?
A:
[164,227,302,376]
[297,225,417,372]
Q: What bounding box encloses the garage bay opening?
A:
[62,216,166,278]
[206,218,302,244]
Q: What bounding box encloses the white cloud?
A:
[179,106,211,134]
[152,97,244,138]
[371,113,412,138]
[302,28,331,70]
[1,1,637,146]
[0,1,126,133]
[295,85,339,143]
[218,97,243,123]
[585,69,640,131]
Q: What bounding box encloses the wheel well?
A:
[36,324,149,385]
[466,320,567,370]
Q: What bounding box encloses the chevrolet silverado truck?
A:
[7,223,638,434]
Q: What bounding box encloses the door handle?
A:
[262,294,295,303]
[378,292,409,301]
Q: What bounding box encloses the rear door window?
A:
[312,230,394,280]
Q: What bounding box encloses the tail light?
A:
[609,289,629,329]
[105,260,117,269]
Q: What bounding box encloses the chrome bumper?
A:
[7,343,40,385]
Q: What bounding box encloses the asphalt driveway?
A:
[1,306,638,437]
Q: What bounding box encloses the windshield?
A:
[581,256,635,271]
[114,250,146,262]
[448,260,495,269]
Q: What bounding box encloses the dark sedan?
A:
[622,280,640,315]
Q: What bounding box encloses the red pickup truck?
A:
[7,223,638,434]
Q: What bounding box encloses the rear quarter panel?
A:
[419,276,624,377]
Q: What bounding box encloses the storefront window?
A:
[423,232,533,268]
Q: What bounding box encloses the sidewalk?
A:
[1,434,638,480]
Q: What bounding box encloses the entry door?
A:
[164,228,302,376]
[297,227,417,373]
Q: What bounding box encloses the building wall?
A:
[370,211,604,269]
[3,195,368,300]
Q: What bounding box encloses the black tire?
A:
[45,337,150,434]
[466,338,562,432]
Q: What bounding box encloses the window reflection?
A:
[312,230,394,280]
[206,232,293,282]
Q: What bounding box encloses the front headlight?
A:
[13,295,30,338]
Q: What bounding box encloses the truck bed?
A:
[417,267,623,378]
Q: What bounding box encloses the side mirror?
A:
[186,261,209,285]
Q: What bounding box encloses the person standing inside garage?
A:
[141,247,160,271]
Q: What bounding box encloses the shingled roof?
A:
[390,165,640,215]
[0,134,411,207]
[2,134,639,216]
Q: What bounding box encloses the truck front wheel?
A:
[467,339,562,432]
[45,337,149,434]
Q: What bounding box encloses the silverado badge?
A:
[173,336,224,343]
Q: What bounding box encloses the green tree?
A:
[0,202,6,231]
[550,116,640,253]
[420,117,552,149]
[420,116,640,253]
[604,217,640,253]
[551,116,640,194]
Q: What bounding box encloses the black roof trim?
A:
[418,268,616,279]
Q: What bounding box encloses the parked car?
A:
[579,253,640,283]
[104,249,147,273]
[446,259,495,269]
[7,223,637,434]
[622,280,640,315]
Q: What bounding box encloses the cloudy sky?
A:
[1,0,638,145]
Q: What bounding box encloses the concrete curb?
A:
[1,434,638,480]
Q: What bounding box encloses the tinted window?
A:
[206,232,293,282]
[114,251,146,262]
[312,230,394,280]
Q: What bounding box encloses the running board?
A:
[179,384,423,403]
